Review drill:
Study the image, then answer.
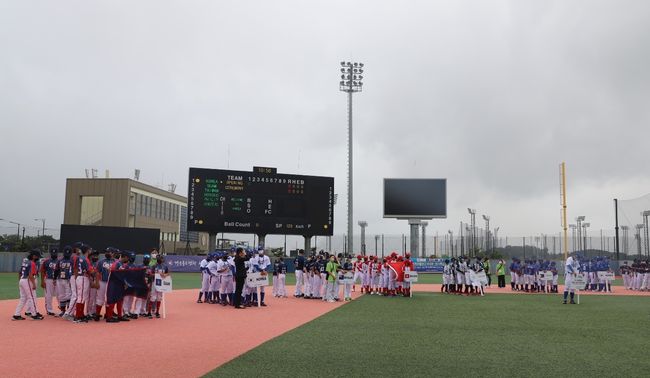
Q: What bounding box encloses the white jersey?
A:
[216,260,232,277]
[257,255,271,271]
[565,256,579,275]
[207,260,219,276]
[200,259,209,273]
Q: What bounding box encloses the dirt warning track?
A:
[1,287,357,378]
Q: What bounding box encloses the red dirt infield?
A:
[1,287,358,378]
[2,284,646,377]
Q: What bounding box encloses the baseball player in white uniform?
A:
[563,253,580,304]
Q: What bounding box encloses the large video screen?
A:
[187,167,334,236]
[383,178,447,219]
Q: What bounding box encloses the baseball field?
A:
[2,272,649,377]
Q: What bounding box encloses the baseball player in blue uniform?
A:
[39,248,59,316]
[56,246,73,316]
[94,247,115,320]
[274,257,287,298]
[293,250,306,297]
[13,250,44,320]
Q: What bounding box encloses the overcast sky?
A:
[1,0,649,241]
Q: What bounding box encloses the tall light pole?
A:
[621,225,629,255]
[0,218,20,239]
[448,230,454,257]
[582,222,590,255]
[635,224,644,257]
[467,208,476,256]
[576,216,585,251]
[642,211,650,257]
[482,215,490,253]
[34,218,46,237]
[339,61,364,255]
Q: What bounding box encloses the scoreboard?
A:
[187,167,334,236]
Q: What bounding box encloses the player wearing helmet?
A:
[13,250,44,320]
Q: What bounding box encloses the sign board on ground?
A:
[404,271,419,283]
[247,272,269,287]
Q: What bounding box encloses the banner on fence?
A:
[164,255,204,272]
[411,258,444,273]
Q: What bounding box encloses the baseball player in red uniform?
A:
[403,253,415,297]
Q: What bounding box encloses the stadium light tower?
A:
[642,211,650,257]
[582,222,590,255]
[467,208,476,256]
[635,224,644,257]
[569,224,577,252]
[576,216,585,251]
[339,61,364,255]
[482,215,490,252]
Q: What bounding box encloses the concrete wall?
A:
[64,178,130,226]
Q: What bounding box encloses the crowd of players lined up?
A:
[196,248,418,308]
[292,251,417,300]
[12,244,169,322]
[620,259,650,291]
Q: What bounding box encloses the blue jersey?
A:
[42,258,59,280]
[97,258,114,282]
[57,258,73,280]
[278,262,287,274]
[154,263,169,275]
[294,256,305,270]
[74,256,90,275]
[19,259,36,279]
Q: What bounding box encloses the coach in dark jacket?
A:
[234,248,249,309]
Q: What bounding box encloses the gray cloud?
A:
[1,0,649,242]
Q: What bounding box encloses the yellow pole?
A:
[560,162,569,260]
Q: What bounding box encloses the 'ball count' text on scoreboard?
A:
[187,167,334,236]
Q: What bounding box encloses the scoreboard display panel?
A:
[188,167,334,236]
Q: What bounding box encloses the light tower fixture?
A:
[482,215,490,252]
[339,61,364,256]
[642,211,650,257]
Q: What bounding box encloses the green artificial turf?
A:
[210,293,650,377]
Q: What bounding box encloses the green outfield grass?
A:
[0,272,622,300]
[210,293,650,377]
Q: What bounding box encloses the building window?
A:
[80,196,103,226]
[139,194,145,216]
